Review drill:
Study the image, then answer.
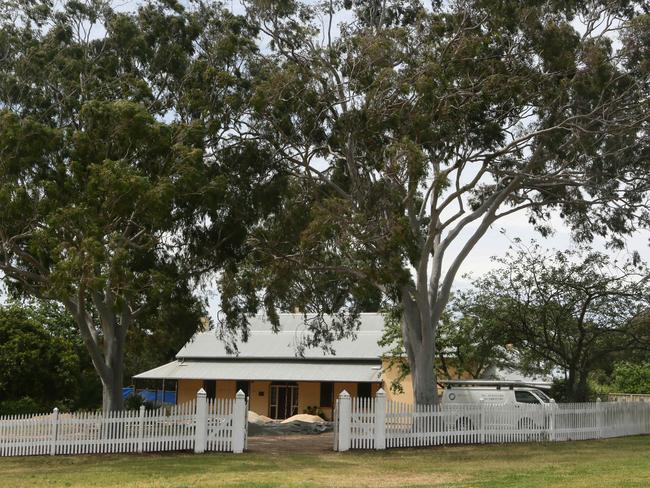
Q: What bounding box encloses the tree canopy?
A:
[0,302,101,414]
[459,240,650,401]
[0,0,285,410]
[217,0,650,403]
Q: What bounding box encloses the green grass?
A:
[1,436,649,488]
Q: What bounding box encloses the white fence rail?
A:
[335,389,650,451]
[0,389,248,457]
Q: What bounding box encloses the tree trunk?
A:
[101,370,124,412]
[400,287,439,405]
[412,346,437,405]
[64,297,128,412]
[566,368,581,402]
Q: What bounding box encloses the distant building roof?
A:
[175,313,387,361]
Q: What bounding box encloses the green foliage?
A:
[123,393,156,411]
[0,0,283,410]
[219,0,650,404]
[0,302,101,412]
[302,405,325,417]
[437,295,511,379]
[610,362,650,394]
[460,240,650,401]
[0,397,43,416]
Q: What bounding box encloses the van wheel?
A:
[455,417,474,431]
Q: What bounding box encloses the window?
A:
[320,382,333,407]
[357,382,372,398]
[236,381,250,397]
[532,389,550,403]
[203,380,216,399]
[515,390,540,404]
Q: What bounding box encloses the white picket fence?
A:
[334,389,650,451]
[0,389,248,457]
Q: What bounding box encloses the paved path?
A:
[247,433,334,454]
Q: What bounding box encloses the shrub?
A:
[0,397,43,415]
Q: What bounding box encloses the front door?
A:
[269,383,299,419]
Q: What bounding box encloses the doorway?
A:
[269,382,299,419]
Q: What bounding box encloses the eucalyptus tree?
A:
[0,0,281,410]
[219,0,650,404]
[461,241,650,401]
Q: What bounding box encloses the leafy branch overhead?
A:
[220,0,650,404]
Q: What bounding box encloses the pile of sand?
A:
[248,411,274,424]
[280,413,325,424]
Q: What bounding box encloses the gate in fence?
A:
[334,389,650,451]
[0,389,248,457]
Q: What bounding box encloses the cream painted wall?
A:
[217,380,236,399]
[380,359,414,404]
[177,379,203,404]
[334,382,358,399]
[297,382,320,414]
[249,381,271,416]
[177,377,392,414]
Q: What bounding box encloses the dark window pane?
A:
[320,382,333,407]
[203,380,216,399]
[236,381,250,397]
[358,382,372,398]
[515,390,539,404]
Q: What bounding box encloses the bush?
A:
[611,362,650,394]
[0,397,44,415]
[124,392,156,411]
[302,405,325,417]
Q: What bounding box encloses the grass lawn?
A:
[1,436,649,488]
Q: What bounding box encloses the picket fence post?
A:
[137,405,145,453]
[549,399,556,441]
[596,398,603,439]
[232,390,247,454]
[337,390,351,452]
[374,389,386,450]
[194,388,207,454]
[479,398,485,444]
[49,407,59,456]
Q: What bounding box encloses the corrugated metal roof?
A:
[176,313,388,360]
[134,359,382,382]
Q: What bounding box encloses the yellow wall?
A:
[378,359,476,404]
[298,381,320,415]
[177,379,203,404]
[177,374,410,413]
[217,380,236,399]
[334,382,358,399]
[380,359,414,404]
[249,381,271,417]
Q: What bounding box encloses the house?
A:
[134,313,413,419]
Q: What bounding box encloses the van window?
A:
[514,390,540,404]
[532,389,550,403]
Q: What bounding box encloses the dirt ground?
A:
[246,433,335,454]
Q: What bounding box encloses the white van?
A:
[439,380,554,406]
[439,380,554,433]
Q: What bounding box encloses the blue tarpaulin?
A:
[122,387,176,405]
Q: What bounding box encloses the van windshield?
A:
[533,389,551,403]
